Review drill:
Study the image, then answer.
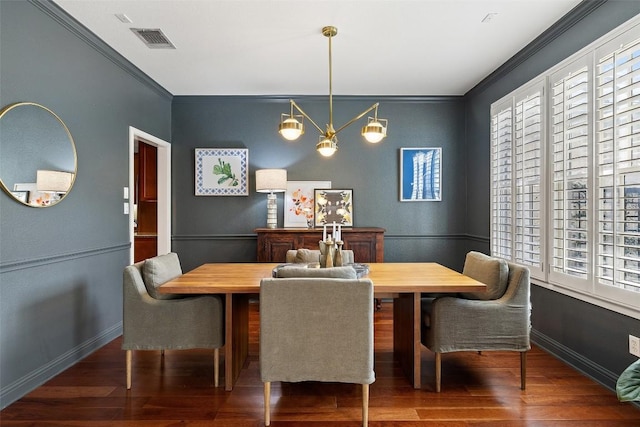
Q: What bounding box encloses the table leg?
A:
[224,293,250,391]
[393,292,421,389]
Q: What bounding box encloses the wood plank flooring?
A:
[2,301,640,426]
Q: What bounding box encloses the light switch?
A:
[124,202,129,214]
[123,186,129,199]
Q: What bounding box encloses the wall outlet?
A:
[629,335,640,357]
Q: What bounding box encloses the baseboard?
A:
[531,328,618,391]
[0,322,122,410]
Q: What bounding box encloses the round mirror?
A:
[0,102,77,207]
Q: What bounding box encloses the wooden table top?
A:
[159,262,486,295]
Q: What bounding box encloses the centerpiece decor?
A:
[318,222,344,268]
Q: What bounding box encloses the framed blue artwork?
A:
[400,147,441,201]
[195,148,249,196]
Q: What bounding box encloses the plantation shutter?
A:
[514,89,544,276]
[596,36,640,293]
[550,62,591,283]
[491,104,513,260]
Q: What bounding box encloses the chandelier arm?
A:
[333,103,379,136]
[290,100,325,135]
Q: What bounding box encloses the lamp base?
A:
[266,193,277,229]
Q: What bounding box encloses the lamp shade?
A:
[36,170,73,193]
[255,169,287,193]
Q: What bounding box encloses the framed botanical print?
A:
[195,148,249,196]
[400,147,442,201]
[314,188,353,227]
[284,181,331,228]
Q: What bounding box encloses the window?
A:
[491,105,513,261]
[549,60,591,288]
[515,91,544,273]
[490,16,640,317]
[491,83,544,278]
[596,31,640,299]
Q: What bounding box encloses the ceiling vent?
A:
[131,28,176,49]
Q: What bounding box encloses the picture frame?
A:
[284,180,331,228]
[11,190,29,203]
[400,147,442,201]
[195,148,248,196]
[314,188,353,227]
[13,182,58,206]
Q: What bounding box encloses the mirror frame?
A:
[0,102,78,208]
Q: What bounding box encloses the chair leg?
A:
[214,348,219,387]
[362,383,369,426]
[126,350,132,390]
[264,381,271,426]
[520,351,527,390]
[435,352,442,393]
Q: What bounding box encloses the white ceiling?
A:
[53,0,582,96]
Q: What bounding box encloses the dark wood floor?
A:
[2,301,639,426]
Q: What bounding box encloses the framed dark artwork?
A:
[314,188,353,227]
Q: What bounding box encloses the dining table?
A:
[159,262,486,391]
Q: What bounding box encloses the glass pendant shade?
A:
[362,119,387,143]
[316,138,337,157]
[278,117,304,141]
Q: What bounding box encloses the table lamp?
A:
[255,169,287,228]
[36,170,73,193]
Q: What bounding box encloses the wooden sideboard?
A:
[256,227,385,263]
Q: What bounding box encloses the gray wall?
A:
[3,0,640,410]
[464,0,640,390]
[0,0,171,408]
[171,96,470,272]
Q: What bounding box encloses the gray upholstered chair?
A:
[421,251,531,392]
[260,272,375,426]
[285,248,355,265]
[285,248,379,309]
[122,252,224,389]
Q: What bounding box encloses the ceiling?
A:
[53,0,582,96]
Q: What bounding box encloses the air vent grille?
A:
[131,28,175,49]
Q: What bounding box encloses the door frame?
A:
[129,127,171,264]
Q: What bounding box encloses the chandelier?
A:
[278,26,388,157]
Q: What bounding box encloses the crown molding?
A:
[171,95,464,105]
[29,0,172,100]
[466,0,607,98]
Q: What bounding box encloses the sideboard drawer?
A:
[256,227,384,263]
